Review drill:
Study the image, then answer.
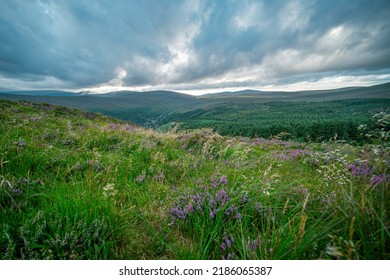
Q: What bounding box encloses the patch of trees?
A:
[177,99,390,143]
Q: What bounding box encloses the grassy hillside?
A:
[1,83,389,142]
[0,90,204,127]
[0,99,388,259]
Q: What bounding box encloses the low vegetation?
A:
[0,99,388,259]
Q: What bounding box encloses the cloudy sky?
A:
[1,0,390,95]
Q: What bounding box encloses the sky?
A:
[1,0,390,95]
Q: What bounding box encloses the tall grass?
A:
[0,99,388,259]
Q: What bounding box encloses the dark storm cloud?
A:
[0,0,201,87]
[186,0,390,82]
[0,0,389,92]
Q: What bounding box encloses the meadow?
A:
[0,99,388,259]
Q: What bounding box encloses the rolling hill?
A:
[1,82,389,141]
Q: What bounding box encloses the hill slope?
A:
[1,83,389,141]
[0,99,388,259]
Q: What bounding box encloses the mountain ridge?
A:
[1,81,389,98]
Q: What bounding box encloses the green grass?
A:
[0,99,389,259]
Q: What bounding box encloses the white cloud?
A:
[108,67,127,87]
[278,0,311,32]
[266,73,390,91]
[232,1,265,31]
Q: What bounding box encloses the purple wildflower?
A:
[16,140,26,147]
[11,188,23,195]
[256,202,262,213]
[210,210,215,218]
[209,198,217,207]
[348,164,356,171]
[224,235,234,247]
[124,125,134,131]
[109,123,120,130]
[220,175,228,185]
[279,153,290,160]
[348,163,371,177]
[234,212,242,220]
[289,150,300,158]
[370,175,383,186]
[190,194,201,200]
[225,206,232,215]
[225,205,236,216]
[247,239,260,251]
[290,149,308,158]
[215,189,229,205]
[226,239,231,247]
[169,207,186,219]
[186,203,194,212]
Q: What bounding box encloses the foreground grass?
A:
[0,99,388,259]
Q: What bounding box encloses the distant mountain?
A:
[202,89,265,96]
[0,89,198,106]
[2,82,389,100]
[201,82,390,101]
[0,89,197,102]
[201,89,291,99]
